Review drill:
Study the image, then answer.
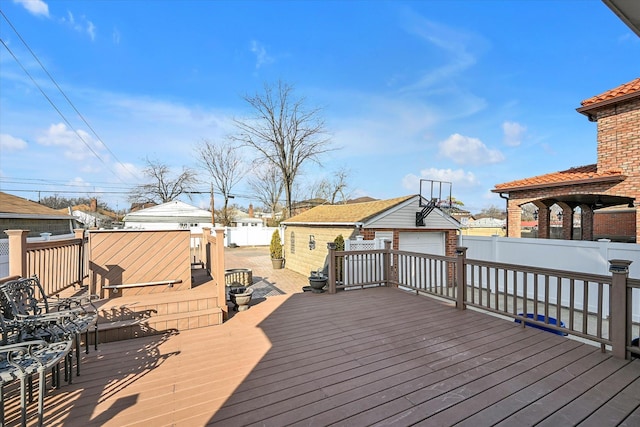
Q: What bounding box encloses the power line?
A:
[0,36,115,172]
[0,177,135,190]
[0,8,135,181]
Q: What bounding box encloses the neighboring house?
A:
[60,198,120,229]
[493,78,640,243]
[0,191,77,237]
[281,195,460,277]
[461,217,506,237]
[123,200,213,233]
[230,204,265,227]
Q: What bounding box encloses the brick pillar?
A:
[558,203,573,240]
[581,205,594,241]
[506,200,522,238]
[538,206,550,239]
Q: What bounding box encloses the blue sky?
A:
[1,0,639,214]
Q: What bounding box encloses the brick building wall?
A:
[593,209,636,242]
[594,98,640,242]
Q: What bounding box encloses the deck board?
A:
[5,286,640,426]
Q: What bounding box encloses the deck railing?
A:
[202,227,227,319]
[328,243,639,360]
[4,229,87,298]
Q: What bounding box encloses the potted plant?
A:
[270,230,284,269]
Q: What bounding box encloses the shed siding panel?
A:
[368,200,457,230]
[283,226,357,277]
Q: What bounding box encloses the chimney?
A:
[248,203,254,218]
[90,198,98,212]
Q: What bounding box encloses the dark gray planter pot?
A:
[229,287,253,311]
[308,276,328,293]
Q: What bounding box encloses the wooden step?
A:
[94,307,223,343]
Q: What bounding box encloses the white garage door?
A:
[397,232,445,290]
[398,232,445,256]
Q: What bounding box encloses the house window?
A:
[290,231,295,254]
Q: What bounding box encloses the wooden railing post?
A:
[384,240,392,287]
[609,259,632,359]
[456,247,468,310]
[213,228,227,319]
[202,227,212,272]
[74,229,86,285]
[5,229,28,277]
[327,242,336,294]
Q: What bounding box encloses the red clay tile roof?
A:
[580,77,640,107]
[493,164,626,192]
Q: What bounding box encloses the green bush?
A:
[270,230,283,259]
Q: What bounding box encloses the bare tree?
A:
[248,163,284,223]
[306,169,351,205]
[476,204,507,219]
[194,139,246,226]
[232,81,332,218]
[129,157,198,204]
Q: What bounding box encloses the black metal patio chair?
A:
[0,332,72,427]
[0,276,97,377]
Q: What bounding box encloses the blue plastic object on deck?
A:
[514,313,568,336]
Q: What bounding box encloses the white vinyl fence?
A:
[224,226,279,247]
[459,235,640,322]
[460,235,640,279]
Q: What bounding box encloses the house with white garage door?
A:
[281,194,460,277]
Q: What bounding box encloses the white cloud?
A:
[13,0,49,17]
[0,133,28,151]
[438,133,504,165]
[402,167,479,191]
[250,40,274,69]
[502,121,526,147]
[112,28,121,45]
[87,21,96,41]
[113,162,142,181]
[60,11,96,40]
[37,123,105,161]
[398,10,487,94]
[66,177,91,188]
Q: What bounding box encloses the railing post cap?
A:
[327,242,336,250]
[455,247,468,255]
[609,259,632,273]
[4,229,29,236]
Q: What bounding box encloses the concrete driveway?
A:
[224,246,308,296]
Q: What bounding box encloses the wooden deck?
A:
[6,286,640,426]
